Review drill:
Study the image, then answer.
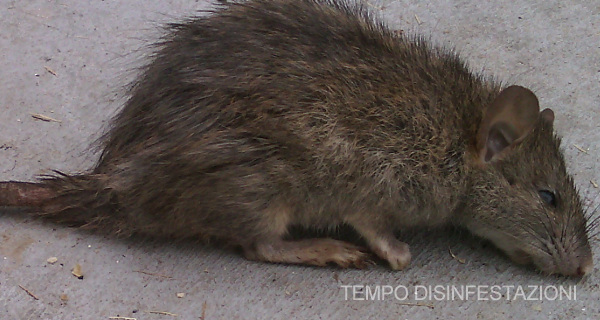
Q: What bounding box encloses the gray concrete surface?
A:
[1,0,599,319]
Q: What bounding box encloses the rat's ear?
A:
[476,86,540,163]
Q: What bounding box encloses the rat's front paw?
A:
[371,238,412,270]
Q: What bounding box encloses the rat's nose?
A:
[576,256,593,276]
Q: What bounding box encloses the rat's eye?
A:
[538,190,556,207]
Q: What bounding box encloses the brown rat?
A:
[0,0,595,276]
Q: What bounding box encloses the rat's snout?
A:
[535,248,594,277]
[556,254,593,277]
[569,254,593,277]
[554,236,594,277]
[509,242,593,277]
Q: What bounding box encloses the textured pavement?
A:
[1,1,599,319]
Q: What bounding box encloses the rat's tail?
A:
[0,172,119,229]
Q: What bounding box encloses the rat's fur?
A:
[0,0,593,275]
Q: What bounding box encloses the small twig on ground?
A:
[398,302,435,309]
[145,310,178,317]
[133,270,174,279]
[18,285,40,300]
[414,14,422,24]
[44,66,57,76]
[30,113,61,123]
[201,301,207,320]
[448,247,466,264]
[573,144,588,154]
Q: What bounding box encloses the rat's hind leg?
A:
[240,201,370,268]
[349,221,411,270]
[244,237,370,268]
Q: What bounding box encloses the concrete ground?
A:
[1,0,599,319]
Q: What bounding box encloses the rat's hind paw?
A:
[244,238,373,269]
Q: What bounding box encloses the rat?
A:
[0,0,595,276]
